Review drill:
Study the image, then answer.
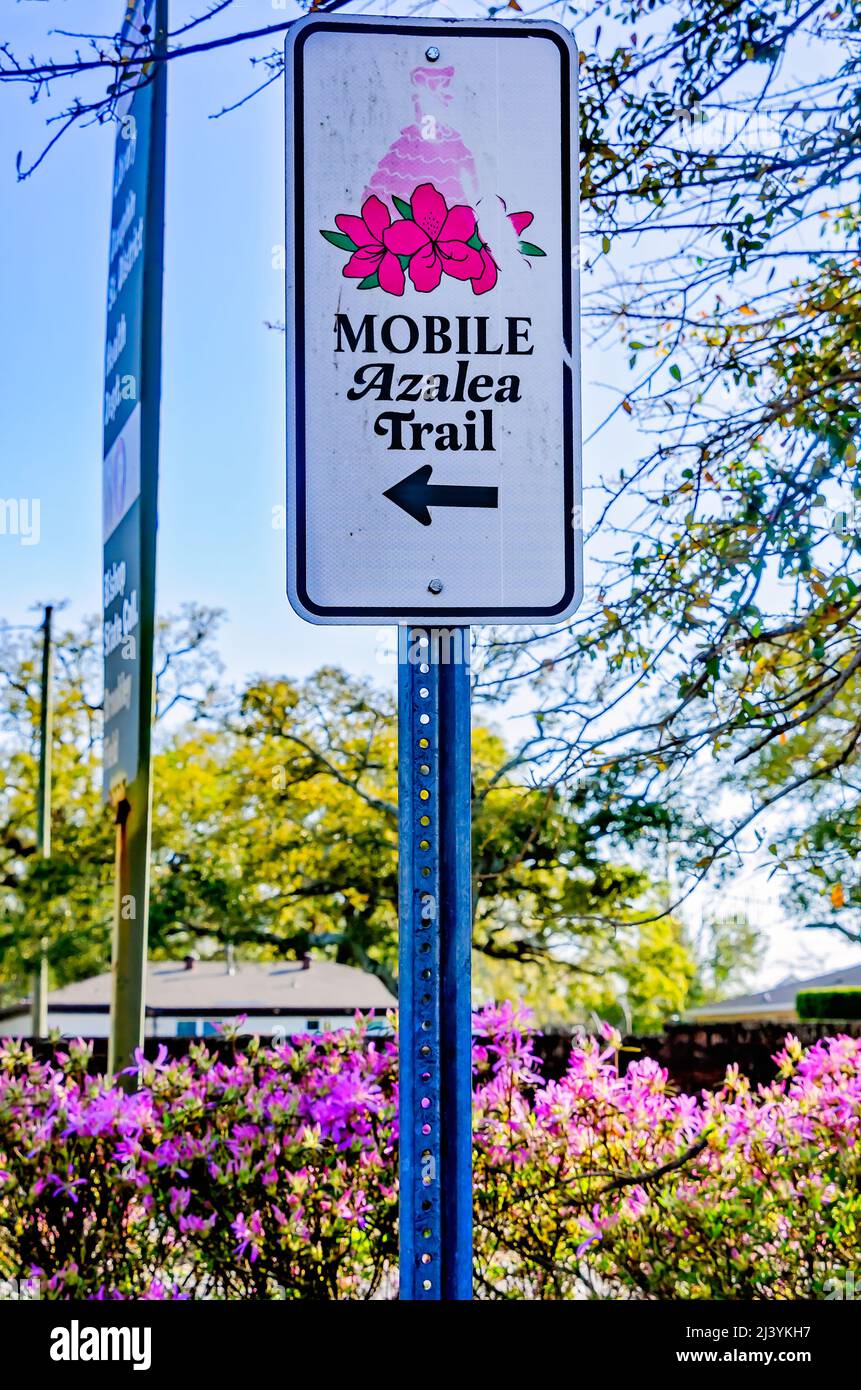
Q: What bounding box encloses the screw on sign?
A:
[284,14,580,1299]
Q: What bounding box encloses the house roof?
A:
[690,961,861,1020]
[39,959,397,1017]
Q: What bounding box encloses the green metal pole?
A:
[31,605,53,1037]
[109,791,136,1074]
[107,0,167,1076]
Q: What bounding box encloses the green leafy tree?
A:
[686,910,763,1008]
[744,680,861,944]
[1,615,709,1019]
[0,607,222,1004]
[471,0,861,908]
[0,617,110,1004]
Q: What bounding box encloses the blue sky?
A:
[0,0,393,681]
[1,0,624,687]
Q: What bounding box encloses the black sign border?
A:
[288,18,578,622]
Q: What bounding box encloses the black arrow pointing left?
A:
[383,464,499,526]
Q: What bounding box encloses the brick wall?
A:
[533,1021,861,1091]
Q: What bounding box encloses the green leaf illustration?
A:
[519,241,546,257]
[398,255,411,269]
[320,229,357,251]
[467,231,483,250]
[358,271,380,290]
[670,363,682,382]
[392,196,413,220]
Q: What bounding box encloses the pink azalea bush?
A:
[1,1008,859,1300]
[473,1015,861,1299]
[0,1029,398,1300]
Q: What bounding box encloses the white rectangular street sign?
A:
[285,15,581,625]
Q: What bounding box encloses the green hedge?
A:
[796,987,861,1021]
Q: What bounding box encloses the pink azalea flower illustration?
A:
[508,209,534,236]
[472,244,499,296]
[335,195,406,296]
[383,182,484,292]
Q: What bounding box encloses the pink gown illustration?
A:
[364,65,480,209]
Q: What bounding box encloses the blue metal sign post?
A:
[398,627,473,1301]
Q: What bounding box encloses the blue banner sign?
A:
[102,0,164,801]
